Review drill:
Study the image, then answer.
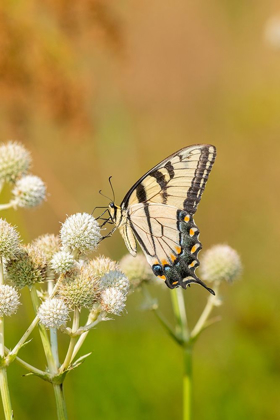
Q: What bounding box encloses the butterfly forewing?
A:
[119,144,216,292]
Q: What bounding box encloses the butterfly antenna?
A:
[108,176,115,202]
[99,190,112,201]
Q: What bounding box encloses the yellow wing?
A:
[121,144,216,214]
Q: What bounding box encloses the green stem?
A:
[70,310,99,363]
[0,369,13,420]
[30,286,56,372]
[30,286,68,420]
[0,203,15,211]
[48,281,59,368]
[60,309,79,372]
[170,289,189,342]
[183,345,192,420]
[0,259,13,420]
[10,277,62,358]
[53,384,68,420]
[4,347,49,378]
[191,285,220,341]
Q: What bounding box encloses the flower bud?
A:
[59,264,100,310]
[38,298,69,329]
[120,254,156,289]
[51,251,74,274]
[60,213,101,256]
[12,175,46,208]
[200,244,242,284]
[100,270,129,296]
[89,256,120,279]
[0,219,20,260]
[6,246,48,288]
[32,234,61,262]
[0,141,31,183]
[0,285,20,316]
[100,287,126,315]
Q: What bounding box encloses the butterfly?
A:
[99,144,216,294]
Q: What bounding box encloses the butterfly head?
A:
[108,202,122,226]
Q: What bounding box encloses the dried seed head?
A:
[0,219,20,260]
[100,270,129,296]
[12,175,46,208]
[32,234,61,262]
[0,141,31,183]
[200,244,242,284]
[60,213,101,256]
[51,251,75,274]
[59,265,100,310]
[0,285,20,316]
[89,256,120,279]
[38,298,69,329]
[120,254,156,288]
[6,246,48,289]
[100,287,126,315]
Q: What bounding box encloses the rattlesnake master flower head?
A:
[89,256,120,279]
[32,234,61,262]
[12,175,46,208]
[59,264,100,310]
[6,246,48,288]
[100,287,126,315]
[200,244,242,284]
[0,285,20,316]
[0,141,31,183]
[38,298,69,329]
[120,254,156,289]
[51,251,75,274]
[100,270,129,295]
[0,219,20,259]
[60,213,101,256]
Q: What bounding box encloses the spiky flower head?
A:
[200,244,242,284]
[100,270,129,296]
[31,234,61,262]
[0,141,31,184]
[12,175,46,208]
[0,219,20,260]
[100,287,126,315]
[6,245,48,289]
[51,251,75,274]
[0,285,20,316]
[120,254,156,289]
[59,264,100,310]
[60,213,101,256]
[38,298,69,329]
[89,256,120,279]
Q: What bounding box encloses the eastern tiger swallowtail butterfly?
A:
[101,144,216,294]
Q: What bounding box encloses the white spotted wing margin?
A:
[117,144,216,292]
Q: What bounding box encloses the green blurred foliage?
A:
[1,0,280,419]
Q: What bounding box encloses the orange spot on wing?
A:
[189,228,195,236]
[191,245,197,253]
[172,281,178,285]
[171,254,176,262]
[189,261,196,268]
[175,246,182,255]
[159,275,166,280]
[161,259,168,266]
[184,215,190,222]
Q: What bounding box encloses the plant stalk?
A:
[183,345,192,420]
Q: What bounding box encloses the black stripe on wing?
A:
[121,144,216,209]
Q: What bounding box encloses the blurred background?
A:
[1,0,280,419]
